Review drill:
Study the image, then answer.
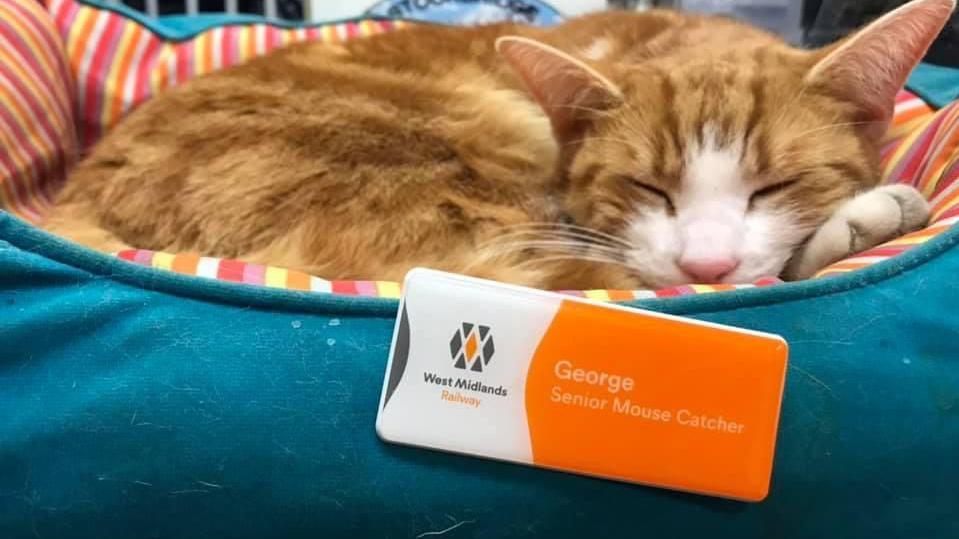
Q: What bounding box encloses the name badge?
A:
[376,269,788,501]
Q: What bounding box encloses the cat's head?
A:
[498,0,954,287]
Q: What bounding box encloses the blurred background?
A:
[107,0,957,67]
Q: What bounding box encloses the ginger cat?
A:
[45,0,955,289]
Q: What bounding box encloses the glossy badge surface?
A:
[376,269,788,501]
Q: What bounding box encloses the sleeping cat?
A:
[44,0,955,289]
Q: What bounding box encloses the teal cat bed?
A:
[2,213,958,538]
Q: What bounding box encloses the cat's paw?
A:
[784,184,930,280]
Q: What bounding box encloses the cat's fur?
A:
[44,0,955,289]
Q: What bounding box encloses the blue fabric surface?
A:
[907,63,959,109]
[1,212,958,537]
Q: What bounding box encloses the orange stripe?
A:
[106,24,144,128]
[287,270,311,291]
[933,189,959,219]
[68,9,98,73]
[171,252,201,274]
[150,43,173,95]
[605,290,635,301]
[245,27,257,59]
[203,31,215,75]
[892,104,932,127]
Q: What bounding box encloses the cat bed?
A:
[2,0,959,537]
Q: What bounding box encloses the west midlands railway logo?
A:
[449,323,495,372]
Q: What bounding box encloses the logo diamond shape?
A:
[450,323,494,372]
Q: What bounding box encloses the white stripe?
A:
[335,24,348,41]
[165,45,177,86]
[121,29,152,113]
[255,25,266,56]
[76,13,110,117]
[196,257,220,279]
[225,0,238,14]
[212,27,223,71]
[186,0,199,16]
[831,256,890,265]
[145,0,158,18]
[894,98,928,115]
[931,178,959,207]
[264,0,277,19]
[309,277,332,293]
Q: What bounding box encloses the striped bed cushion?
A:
[2,0,957,300]
[0,0,77,223]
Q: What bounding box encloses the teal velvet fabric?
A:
[907,63,959,109]
[1,211,958,538]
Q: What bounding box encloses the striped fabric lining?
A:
[10,0,959,299]
[47,0,403,151]
[0,0,77,223]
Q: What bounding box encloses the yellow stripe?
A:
[194,32,209,75]
[152,252,175,271]
[376,281,402,298]
[238,28,252,62]
[264,266,288,288]
[887,234,935,246]
[320,24,334,42]
[584,290,611,301]
[689,284,718,293]
[66,9,95,70]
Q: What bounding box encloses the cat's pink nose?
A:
[679,256,740,283]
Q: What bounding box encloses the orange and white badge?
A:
[376,269,788,501]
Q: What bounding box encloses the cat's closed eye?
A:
[622,176,675,214]
[748,180,798,210]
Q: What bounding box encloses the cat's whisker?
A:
[480,239,627,261]
[555,104,618,117]
[512,253,638,272]
[784,121,875,143]
[477,230,625,251]
[495,222,635,248]
[768,85,811,134]
[565,136,639,148]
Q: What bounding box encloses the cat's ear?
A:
[496,36,622,143]
[805,0,955,141]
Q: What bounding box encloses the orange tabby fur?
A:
[44,2,954,289]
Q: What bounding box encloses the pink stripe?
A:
[176,39,194,87]
[242,262,266,285]
[354,280,378,296]
[131,34,161,104]
[133,249,155,265]
[223,26,238,67]
[268,27,281,49]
